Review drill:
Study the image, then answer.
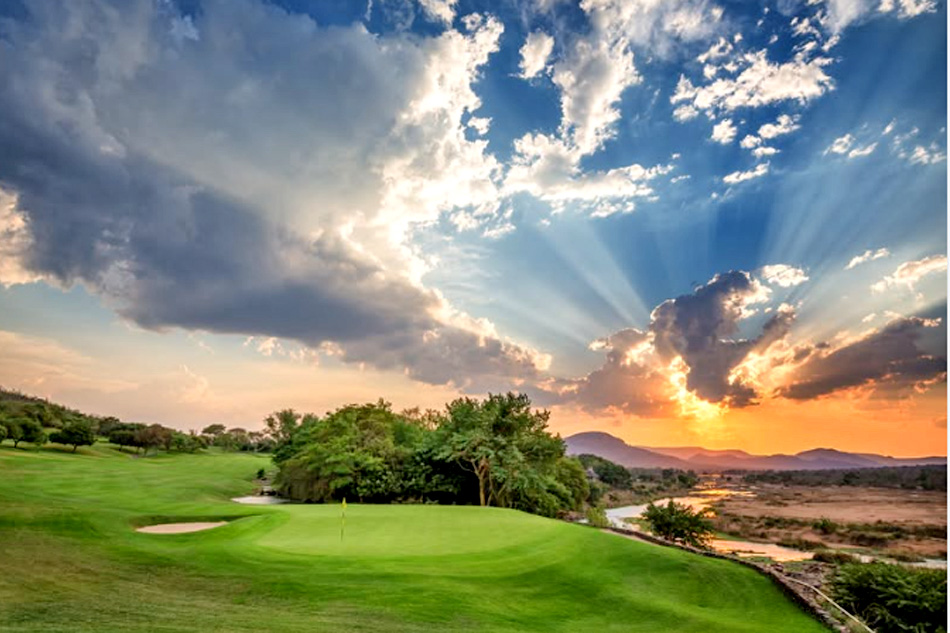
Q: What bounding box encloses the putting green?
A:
[0,444,830,632]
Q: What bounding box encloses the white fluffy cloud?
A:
[761,264,809,287]
[711,118,738,144]
[871,255,948,293]
[908,144,947,165]
[723,162,770,184]
[822,0,936,32]
[519,31,555,79]
[0,187,42,287]
[418,0,458,25]
[672,50,834,115]
[845,247,890,270]
[758,114,800,139]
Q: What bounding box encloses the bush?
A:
[642,500,713,548]
[813,517,838,535]
[585,505,610,529]
[830,562,947,633]
[812,550,857,565]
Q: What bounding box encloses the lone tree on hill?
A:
[50,421,97,453]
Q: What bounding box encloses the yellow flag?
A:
[342,498,347,510]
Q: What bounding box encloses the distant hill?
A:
[564,432,693,469]
[564,431,947,471]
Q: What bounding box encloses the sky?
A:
[0,0,946,456]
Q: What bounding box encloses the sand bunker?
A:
[136,521,227,534]
[232,495,288,505]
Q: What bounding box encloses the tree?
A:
[1,418,23,447]
[435,393,567,514]
[0,423,7,444]
[107,423,145,451]
[49,421,96,452]
[264,409,301,446]
[135,424,172,455]
[201,424,226,442]
[97,416,123,437]
[642,500,714,548]
[17,419,48,448]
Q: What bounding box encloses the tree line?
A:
[743,465,947,491]
[0,388,274,455]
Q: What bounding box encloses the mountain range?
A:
[565,432,947,471]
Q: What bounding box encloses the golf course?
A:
[0,444,830,632]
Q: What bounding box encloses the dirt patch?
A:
[136,521,227,534]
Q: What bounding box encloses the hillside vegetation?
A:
[0,444,830,632]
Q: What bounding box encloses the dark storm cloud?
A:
[650,271,777,405]
[779,316,947,400]
[0,0,543,385]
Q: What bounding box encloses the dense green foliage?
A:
[273,394,589,518]
[830,563,947,633]
[0,445,830,632]
[642,500,714,548]
[577,453,634,488]
[744,465,947,491]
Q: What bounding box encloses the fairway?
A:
[0,445,830,632]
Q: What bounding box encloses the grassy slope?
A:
[0,444,829,633]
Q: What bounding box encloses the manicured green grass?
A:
[0,443,829,632]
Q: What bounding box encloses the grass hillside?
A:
[0,443,829,632]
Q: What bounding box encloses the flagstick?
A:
[340,498,346,542]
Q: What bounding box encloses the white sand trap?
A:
[136,521,227,534]
[232,495,288,505]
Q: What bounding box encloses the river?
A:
[604,484,815,562]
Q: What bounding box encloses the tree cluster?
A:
[271,393,591,518]
[108,423,207,455]
[201,424,274,453]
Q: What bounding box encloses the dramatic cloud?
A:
[540,0,722,156]
[780,316,947,399]
[871,255,948,293]
[546,271,798,416]
[519,31,555,79]
[0,0,548,387]
[846,247,890,270]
